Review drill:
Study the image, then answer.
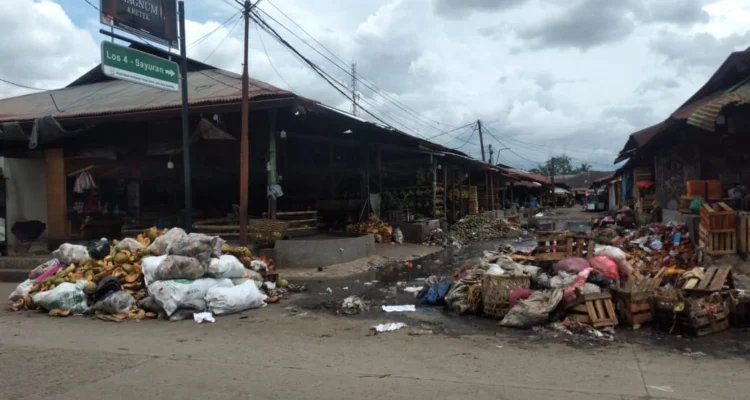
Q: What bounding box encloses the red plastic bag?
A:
[509,288,534,308]
[589,256,619,279]
[554,257,591,274]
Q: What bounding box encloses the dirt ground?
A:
[2,280,750,400]
[4,210,750,399]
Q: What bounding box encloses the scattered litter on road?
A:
[647,386,675,393]
[408,329,433,336]
[382,305,416,312]
[193,312,215,324]
[403,286,422,294]
[372,322,407,332]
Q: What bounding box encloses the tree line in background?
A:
[529,155,592,176]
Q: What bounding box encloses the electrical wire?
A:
[255,5,452,134]
[254,20,296,92]
[452,129,476,150]
[424,122,476,140]
[202,17,243,62]
[188,12,242,49]
[252,11,441,138]
[0,78,63,112]
[249,12,408,134]
[264,0,456,130]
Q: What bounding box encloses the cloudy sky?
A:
[1,0,749,170]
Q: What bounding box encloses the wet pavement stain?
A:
[285,236,750,360]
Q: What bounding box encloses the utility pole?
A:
[477,119,485,162]
[351,63,359,116]
[550,158,556,209]
[489,144,494,165]
[178,1,192,231]
[239,0,252,245]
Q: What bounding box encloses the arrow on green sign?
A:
[101,41,180,92]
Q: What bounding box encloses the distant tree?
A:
[577,163,592,173]
[530,156,574,177]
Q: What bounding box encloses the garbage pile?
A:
[450,214,522,244]
[407,223,743,339]
[8,228,291,322]
[346,217,401,243]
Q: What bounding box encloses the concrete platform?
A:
[280,242,444,280]
[0,256,49,282]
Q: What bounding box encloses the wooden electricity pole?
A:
[239,0,252,245]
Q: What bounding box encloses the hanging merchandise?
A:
[73,172,96,193]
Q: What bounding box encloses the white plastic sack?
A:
[393,228,404,244]
[487,264,505,276]
[147,227,187,256]
[8,279,33,302]
[206,255,246,279]
[115,238,145,252]
[52,244,89,265]
[148,278,232,316]
[205,280,267,315]
[141,255,168,286]
[29,259,60,280]
[595,245,627,261]
[91,291,135,314]
[32,281,90,313]
[500,289,563,328]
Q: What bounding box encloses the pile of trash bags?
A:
[450,215,523,244]
[408,243,638,330]
[8,227,288,322]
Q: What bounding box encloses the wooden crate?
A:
[699,226,737,255]
[683,266,734,295]
[679,297,730,337]
[729,291,750,327]
[634,167,652,182]
[739,215,750,254]
[652,291,683,333]
[567,235,595,258]
[612,289,653,326]
[700,202,736,230]
[566,292,618,328]
[534,231,572,261]
[679,195,696,214]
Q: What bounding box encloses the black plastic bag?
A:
[86,238,111,260]
[587,271,616,288]
[87,276,121,304]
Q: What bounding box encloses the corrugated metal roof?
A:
[672,80,750,131]
[0,69,291,123]
[614,121,670,163]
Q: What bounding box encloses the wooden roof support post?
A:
[267,109,278,219]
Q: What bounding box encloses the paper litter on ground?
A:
[403,286,422,294]
[382,305,416,312]
[193,312,215,323]
[372,322,407,332]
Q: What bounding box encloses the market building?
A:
[614,48,750,215]
[0,43,513,256]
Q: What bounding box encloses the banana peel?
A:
[48,309,71,317]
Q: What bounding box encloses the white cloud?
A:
[0,0,748,170]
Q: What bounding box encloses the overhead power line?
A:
[249,11,412,135]
[254,20,296,92]
[188,12,242,49]
[202,17,243,62]
[256,3,455,134]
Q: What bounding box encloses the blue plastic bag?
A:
[418,281,452,305]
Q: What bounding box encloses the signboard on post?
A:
[100,0,178,48]
[101,41,180,92]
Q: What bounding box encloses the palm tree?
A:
[578,163,592,172]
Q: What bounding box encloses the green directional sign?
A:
[101,41,180,92]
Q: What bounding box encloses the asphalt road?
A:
[2,282,749,400]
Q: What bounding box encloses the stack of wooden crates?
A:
[633,167,656,213]
[700,202,736,255]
